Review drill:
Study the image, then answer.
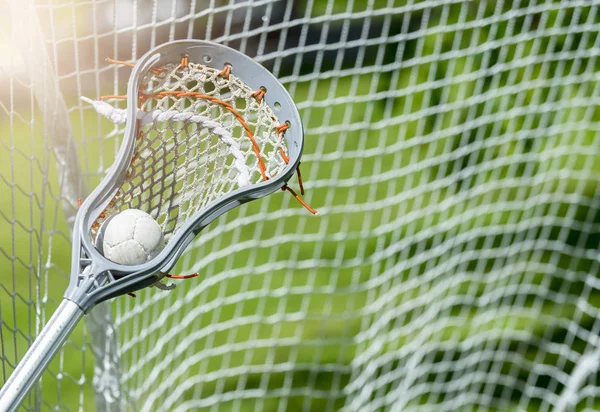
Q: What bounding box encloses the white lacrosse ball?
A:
[95,209,165,266]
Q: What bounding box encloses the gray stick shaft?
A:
[0,300,84,411]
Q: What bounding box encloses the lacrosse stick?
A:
[0,40,310,410]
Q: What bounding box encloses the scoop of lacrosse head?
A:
[65,40,303,311]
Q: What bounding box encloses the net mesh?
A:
[89,61,289,242]
[2,0,600,411]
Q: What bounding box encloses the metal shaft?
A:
[0,299,84,411]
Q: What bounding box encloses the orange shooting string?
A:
[276,123,291,163]
[275,124,315,214]
[252,88,266,103]
[219,65,232,79]
[164,272,199,279]
[180,55,189,69]
[106,58,167,75]
[296,164,305,196]
[282,185,317,215]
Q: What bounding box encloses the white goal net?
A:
[2,0,600,411]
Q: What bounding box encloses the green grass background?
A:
[2,0,600,410]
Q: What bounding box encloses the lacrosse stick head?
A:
[65,40,304,311]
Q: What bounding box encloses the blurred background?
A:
[1,0,600,411]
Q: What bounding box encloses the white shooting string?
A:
[81,97,251,188]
